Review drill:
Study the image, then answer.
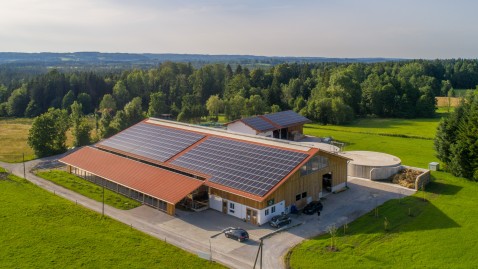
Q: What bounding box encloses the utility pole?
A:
[102,178,105,216]
[253,239,263,269]
[22,153,26,179]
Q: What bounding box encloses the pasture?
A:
[0,169,223,269]
[0,118,35,162]
[291,114,478,268]
[304,116,442,168]
[289,172,478,268]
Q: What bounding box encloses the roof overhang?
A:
[59,147,204,204]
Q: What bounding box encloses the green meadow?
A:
[0,170,224,269]
[290,114,478,268]
[37,170,142,210]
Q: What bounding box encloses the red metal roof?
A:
[59,147,204,204]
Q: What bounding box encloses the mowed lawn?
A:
[291,114,478,268]
[289,172,478,268]
[0,171,224,269]
[304,116,443,168]
[37,170,142,210]
[0,118,35,162]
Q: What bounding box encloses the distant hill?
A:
[0,52,404,67]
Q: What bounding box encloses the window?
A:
[296,194,301,201]
[300,165,307,176]
[302,192,307,198]
[265,209,269,216]
[229,203,235,209]
[271,206,276,214]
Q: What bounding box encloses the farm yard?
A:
[2,111,478,268]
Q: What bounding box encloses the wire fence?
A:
[0,153,33,163]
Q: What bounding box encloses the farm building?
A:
[225,110,311,141]
[60,118,348,225]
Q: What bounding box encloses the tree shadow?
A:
[425,181,463,196]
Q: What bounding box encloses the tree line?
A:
[435,92,478,181]
[2,59,478,128]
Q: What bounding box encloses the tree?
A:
[73,119,91,147]
[113,80,130,109]
[77,93,92,115]
[245,95,266,116]
[110,110,127,133]
[0,84,9,103]
[6,86,29,117]
[62,90,75,111]
[147,92,168,118]
[70,101,91,147]
[98,111,115,139]
[271,104,281,113]
[224,95,246,121]
[24,100,42,117]
[27,108,69,157]
[99,94,117,114]
[435,93,478,180]
[124,97,144,125]
[206,95,224,120]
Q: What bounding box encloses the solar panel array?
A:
[242,116,276,132]
[263,110,310,128]
[98,123,205,162]
[171,137,308,196]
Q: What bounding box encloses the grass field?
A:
[304,116,443,168]
[289,172,478,268]
[0,169,223,269]
[0,118,35,162]
[291,113,478,268]
[36,170,141,210]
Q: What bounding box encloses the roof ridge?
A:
[258,115,282,129]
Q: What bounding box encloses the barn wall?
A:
[262,151,348,210]
[226,121,257,135]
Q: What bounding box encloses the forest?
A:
[1,59,478,128]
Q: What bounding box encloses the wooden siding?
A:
[288,124,304,134]
[210,150,348,210]
[167,203,175,215]
[262,151,347,209]
[209,188,262,209]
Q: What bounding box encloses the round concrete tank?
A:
[341,151,402,180]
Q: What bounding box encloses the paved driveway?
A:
[1,155,415,269]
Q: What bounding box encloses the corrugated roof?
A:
[59,147,204,204]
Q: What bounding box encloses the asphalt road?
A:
[0,152,415,269]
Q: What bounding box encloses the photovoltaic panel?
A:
[242,116,276,132]
[171,136,308,196]
[263,110,311,128]
[98,122,205,162]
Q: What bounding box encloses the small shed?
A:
[429,162,440,171]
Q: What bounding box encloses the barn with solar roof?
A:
[60,118,348,225]
[225,110,311,141]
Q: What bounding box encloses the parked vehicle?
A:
[269,214,292,228]
[303,201,323,215]
[223,227,249,242]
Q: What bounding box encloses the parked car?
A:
[269,214,292,228]
[302,201,323,215]
[223,227,249,242]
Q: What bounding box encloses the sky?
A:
[0,0,477,59]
